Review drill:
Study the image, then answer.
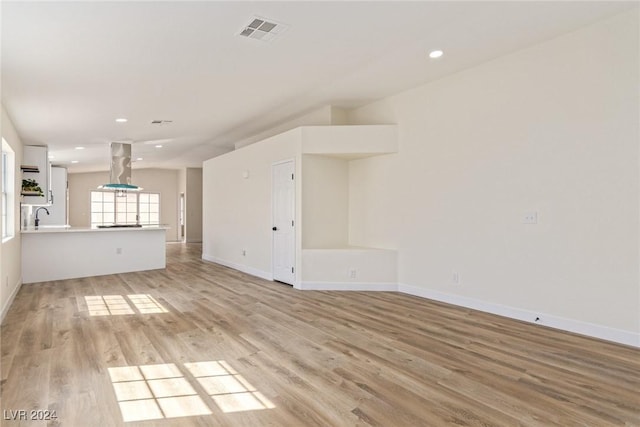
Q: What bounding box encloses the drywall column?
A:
[185,168,203,243]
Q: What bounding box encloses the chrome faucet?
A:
[34,207,50,228]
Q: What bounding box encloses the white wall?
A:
[301,248,397,287]
[346,11,639,342]
[1,106,24,321]
[68,168,180,241]
[185,167,203,243]
[302,155,349,249]
[203,129,301,280]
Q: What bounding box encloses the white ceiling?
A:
[2,1,634,173]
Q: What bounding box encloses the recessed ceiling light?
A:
[48,155,55,159]
[429,49,444,59]
[136,157,143,161]
[155,145,163,148]
[75,146,85,150]
[115,118,128,123]
[71,160,79,164]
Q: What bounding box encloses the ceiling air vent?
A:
[151,120,173,125]
[238,17,288,42]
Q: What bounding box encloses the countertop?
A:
[22,225,169,234]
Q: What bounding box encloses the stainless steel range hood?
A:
[98,142,142,192]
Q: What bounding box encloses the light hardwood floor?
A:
[1,243,638,426]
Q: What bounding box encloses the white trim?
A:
[271,157,296,167]
[202,254,272,281]
[2,143,16,241]
[299,281,398,291]
[398,283,640,348]
[1,276,22,324]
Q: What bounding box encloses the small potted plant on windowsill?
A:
[22,178,44,196]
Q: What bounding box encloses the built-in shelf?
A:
[301,125,398,158]
[22,146,50,205]
[21,165,40,173]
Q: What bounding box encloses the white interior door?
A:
[179,192,185,241]
[272,160,295,285]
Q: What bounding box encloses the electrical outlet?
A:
[242,249,246,256]
[349,269,357,279]
[522,211,538,224]
[116,247,122,255]
[452,271,460,284]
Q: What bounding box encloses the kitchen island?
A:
[22,226,167,283]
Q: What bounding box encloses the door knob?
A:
[272,226,277,231]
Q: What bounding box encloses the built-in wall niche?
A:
[300,124,398,250]
[301,154,349,249]
[299,125,398,288]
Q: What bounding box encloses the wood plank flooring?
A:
[1,243,638,426]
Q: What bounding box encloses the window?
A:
[138,193,160,225]
[90,191,160,227]
[2,139,15,241]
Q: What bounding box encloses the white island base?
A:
[22,227,167,284]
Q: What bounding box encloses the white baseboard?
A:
[398,283,640,348]
[299,281,398,291]
[202,254,272,281]
[194,258,640,348]
[1,276,22,324]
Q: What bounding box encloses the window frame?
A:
[89,190,160,228]
[2,139,15,242]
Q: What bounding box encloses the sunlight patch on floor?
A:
[85,295,134,316]
[108,363,211,422]
[185,360,275,413]
[109,361,275,422]
[128,294,169,314]
[84,294,168,316]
